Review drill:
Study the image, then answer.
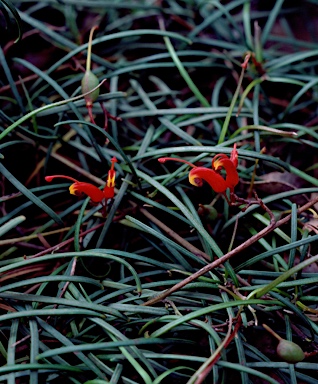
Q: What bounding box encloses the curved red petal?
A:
[219,158,239,189]
[212,154,228,171]
[212,145,239,170]
[189,168,228,193]
[189,159,239,193]
[103,186,115,199]
[69,182,104,203]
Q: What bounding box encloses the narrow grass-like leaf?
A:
[0,363,82,375]
[130,79,202,145]
[0,81,105,140]
[28,306,39,384]
[0,215,25,237]
[0,163,63,225]
[36,318,106,380]
[253,254,318,298]
[269,291,314,338]
[125,216,200,269]
[260,0,284,45]
[29,25,192,90]
[288,204,298,269]
[235,233,318,271]
[265,49,318,72]
[136,169,223,258]
[0,45,24,111]
[91,318,155,384]
[7,319,18,384]
[0,308,103,321]
[188,0,247,39]
[150,299,280,338]
[37,338,173,360]
[160,24,209,107]
[217,361,280,384]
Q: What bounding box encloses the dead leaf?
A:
[254,172,308,204]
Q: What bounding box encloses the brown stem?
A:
[142,196,318,306]
[27,222,105,259]
[140,207,211,261]
[193,316,242,384]
[262,323,283,341]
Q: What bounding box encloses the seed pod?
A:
[197,204,218,221]
[81,71,99,104]
[263,323,305,364]
[277,339,305,363]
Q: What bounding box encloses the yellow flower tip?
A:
[107,172,116,188]
[69,183,78,196]
[212,157,224,170]
[189,172,203,187]
[69,182,105,202]
[105,157,118,188]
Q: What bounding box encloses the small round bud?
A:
[277,339,305,363]
[81,71,100,103]
[198,204,218,221]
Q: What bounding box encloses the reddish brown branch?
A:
[142,196,318,306]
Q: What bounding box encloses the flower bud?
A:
[277,339,305,363]
[81,70,100,103]
[198,204,218,221]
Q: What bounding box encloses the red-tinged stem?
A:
[158,157,197,168]
[110,157,118,170]
[142,195,318,306]
[100,102,122,130]
[28,222,106,259]
[241,53,251,69]
[87,103,97,125]
[45,175,79,183]
[194,316,242,384]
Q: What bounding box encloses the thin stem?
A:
[86,25,98,73]
[262,323,282,341]
[0,227,72,246]
[45,175,78,183]
[27,222,105,259]
[158,157,197,168]
[187,316,241,384]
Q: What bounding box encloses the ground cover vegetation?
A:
[1,0,318,383]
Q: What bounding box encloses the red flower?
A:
[158,145,239,195]
[103,156,117,199]
[45,157,118,203]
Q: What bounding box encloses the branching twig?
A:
[142,196,318,306]
[27,222,105,259]
[140,207,211,261]
[188,315,242,384]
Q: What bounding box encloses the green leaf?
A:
[0,162,63,226]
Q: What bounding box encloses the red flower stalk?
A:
[158,145,239,195]
[45,157,118,203]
